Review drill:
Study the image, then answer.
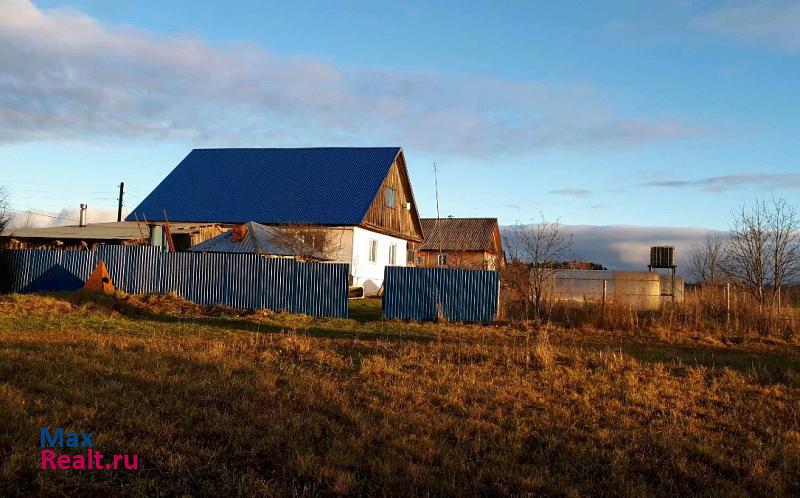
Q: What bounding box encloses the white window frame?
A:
[436,253,448,267]
[368,239,378,263]
[389,243,397,265]
[385,187,396,208]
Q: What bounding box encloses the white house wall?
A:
[351,226,408,296]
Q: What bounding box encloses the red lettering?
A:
[41,450,56,469]
[123,454,138,470]
[57,455,71,470]
[113,454,123,469]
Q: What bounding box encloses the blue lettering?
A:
[81,433,93,447]
[65,432,79,447]
[39,428,94,448]
[40,428,63,448]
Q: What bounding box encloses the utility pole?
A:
[117,182,125,222]
[433,162,442,264]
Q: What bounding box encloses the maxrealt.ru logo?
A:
[40,428,138,470]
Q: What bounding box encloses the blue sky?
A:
[1,0,799,230]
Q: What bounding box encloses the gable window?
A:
[389,243,397,265]
[436,253,448,267]
[385,187,396,208]
[368,239,378,263]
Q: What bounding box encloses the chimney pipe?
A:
[79,204,87,227]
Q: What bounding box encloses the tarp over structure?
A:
[1,247,349,318]
[187,222,327,260]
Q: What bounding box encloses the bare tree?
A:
[766,196,800,307]
[687,233,726,285]
[725,197,800,306]
[0,186,9,235]
[727,200,770,305]
[269,225,347,262]
[502,216,571,320]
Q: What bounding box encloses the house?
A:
[127,147,424,295]
[0,221,224,251]
[415,217,504,270]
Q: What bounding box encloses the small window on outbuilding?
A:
[437,253,448,267]
[389,243,397,265]
[385,187,396,208]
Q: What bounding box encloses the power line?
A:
[6,207,79,222]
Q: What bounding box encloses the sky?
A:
[0,0,798,267]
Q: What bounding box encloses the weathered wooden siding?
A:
[361,155,423,242]
[416,250,501,270]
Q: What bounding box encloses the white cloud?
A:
[8,206,117,229]
[641,173,800,192]
[693,1,800,51]
[0,0,706,157]
[548,188,592,198]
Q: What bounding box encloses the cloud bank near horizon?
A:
[501,224,721,272]
[0,0,705,157]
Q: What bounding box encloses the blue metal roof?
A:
[126,147,402,225]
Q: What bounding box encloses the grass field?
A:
[1,292,799,496]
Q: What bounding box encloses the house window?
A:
[385,187,396,208]
[437,253,448,266]
[407,248,416,265]
[389,243,397,265]
[368,239,378,263]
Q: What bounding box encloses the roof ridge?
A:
[421,217,497,221]
[191,146,401,151]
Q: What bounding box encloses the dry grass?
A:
[512,286,800,342]
[1,292,799,496]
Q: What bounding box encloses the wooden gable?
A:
[360,150,424,242]
[490,222,503,254]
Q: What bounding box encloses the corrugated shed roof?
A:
[187,222,327,260]
[126,147,402,225]
[3,222,215,240]
[419,218,500,252]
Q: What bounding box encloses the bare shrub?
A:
[687,234,726,285]
[726,197,800,307]
[502,216,571,322]
[0,186,9,235]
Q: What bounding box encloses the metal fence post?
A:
[725,281,731,326]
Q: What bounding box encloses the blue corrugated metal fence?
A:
[382,266,499,323]
[0,247,348,318]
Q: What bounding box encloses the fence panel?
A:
[383,266,499,323]
[0,248,349,318]
[14,250,96,293]
[293,259,350,318]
